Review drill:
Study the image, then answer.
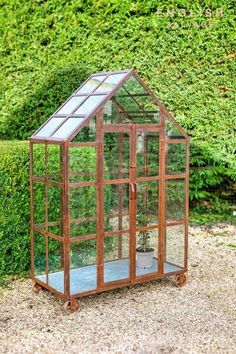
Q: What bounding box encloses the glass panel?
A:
[166,144,186,175]
[136,95,159,115]
[70,186,96,237]
[136,132,159,177]
[76,76,107,94]
[34,232,46,276]
[136,229,158,275]
[52,118,85,139]
[35,118,66,137]
[115,87,142,113]
[70,239,97,294]
[95,73,127,93]
[48,185,62,236]
[33,143,45,177]
[166,118,185,139]
[69,146,96,183]
[104,100,117,124]
[33,182,46,229]
[165,225,185,269]
[166,179,185,222]
[47,144,62,182]
[104,132,130,180]
[103,98,158,124]
[136,181,158,228]
[72,117,96,142]
[104,234,129,282]
[122,76,147,95]
[56,96,85,115]
[48,237,64,293]
[113,76,160,124]
[124,112,159,124]
[104,184,129,232]
[74,95,106,115]
[103,100,131,124]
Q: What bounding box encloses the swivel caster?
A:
[32,282,43,294]
[175,273,187,287]
[64,299,80,313]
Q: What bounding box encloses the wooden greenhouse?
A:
[30,69,190,311]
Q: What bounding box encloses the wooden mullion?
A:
[118,109,123,259]
[184,141,190,271]
[62,143,70,298]
[158,110,166,274]
[96,111,104,288]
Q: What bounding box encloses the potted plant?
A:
[136,208,154,268]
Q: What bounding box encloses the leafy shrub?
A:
[189,141,236,224]
[0,0,235,220]
[0,141,30,276]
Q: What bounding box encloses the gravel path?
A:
[0,224,236,354]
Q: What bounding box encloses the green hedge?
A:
[0,141,30,276]
[0,0,235,217]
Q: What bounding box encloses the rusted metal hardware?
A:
[64,299,80,313]
[175,273,187,287]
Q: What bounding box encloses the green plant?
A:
[136,206,152,252]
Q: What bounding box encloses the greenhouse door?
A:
[102,125,160,287]
[133,127,160,281]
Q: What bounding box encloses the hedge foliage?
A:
[0,141,30,276]
[0,0,235,207]
[0,1,235,275]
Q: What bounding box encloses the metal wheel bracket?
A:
[64,299,80,313]
[175,273,187,287]
[32,282,43,294]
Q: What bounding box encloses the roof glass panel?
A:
[122,76,147,95]
[35,117,66,137]
[56,96,85,115]
[112,76,159,124]
[74,95,106,115]
[52,118,85,139]
[76,76,107,94]
[94,73,127,93]
[71,117,96,143]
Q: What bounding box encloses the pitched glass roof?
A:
[34,117,66,138]
[33,70,131,140]
[32,69,188,142]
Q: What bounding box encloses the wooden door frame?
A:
[131,126,163,282]
[101,124,162,287]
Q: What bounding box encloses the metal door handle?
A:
[134,183,137,198]
[130,183,137,199]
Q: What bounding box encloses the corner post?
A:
[63,142,70,298]
[158,110,166,275]
[96,110,104,289]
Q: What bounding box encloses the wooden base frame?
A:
[32,269,187,312]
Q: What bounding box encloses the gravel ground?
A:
[0,224,236,354]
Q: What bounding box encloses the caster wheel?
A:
[64,299,80,313]
[32,282,42,294]
[175,274,187,287]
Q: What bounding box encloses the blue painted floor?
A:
[36,258,181,295]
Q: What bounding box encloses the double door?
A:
[101,125,161,286]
